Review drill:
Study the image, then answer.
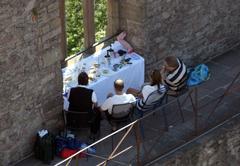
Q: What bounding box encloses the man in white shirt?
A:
[101,79,136,121]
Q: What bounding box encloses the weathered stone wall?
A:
[118,0,147,56]
[119,0,240,70]
[154,115,240,166]
[0,0,64,165]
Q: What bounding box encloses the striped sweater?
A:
[164,58,187,91]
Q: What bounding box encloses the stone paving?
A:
[16,46,240,166]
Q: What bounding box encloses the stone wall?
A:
[119,0,240,70]
[118,0,147,55]
[0,0,64,165]
[1,0,240,165]
[153,115,240,166]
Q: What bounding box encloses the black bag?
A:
[34,133,55,164]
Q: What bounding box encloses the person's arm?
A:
[118,39,133,53]
[92,91,98,108]
[160,66,167,84]
[117,31,126,40]
[130,94,137,105]
[67,89,71,101]
[117,31,133,53]
[126,88,141,97]
[100,98,110,112]
[141,85,151,101]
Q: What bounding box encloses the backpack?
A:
[187,64,210,86]
[34,133,55,164]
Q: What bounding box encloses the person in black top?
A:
[67,72,100,140]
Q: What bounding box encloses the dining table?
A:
[62,41,145,110]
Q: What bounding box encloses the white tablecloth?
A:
[62,41,144,109]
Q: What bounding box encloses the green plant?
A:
[65,0,107,56]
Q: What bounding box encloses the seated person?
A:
[160,56,188,95]
[117,31,134,53]
[67,72,101,139]
[100,79,136,128]
[127,69,166,112]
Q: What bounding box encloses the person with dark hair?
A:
[161,56,187,95]
[127,69,166,111]
[100,79,136,124]
[67,71,100,140]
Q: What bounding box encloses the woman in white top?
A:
[127,69,166,111]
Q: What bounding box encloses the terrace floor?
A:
[16,45,240,166]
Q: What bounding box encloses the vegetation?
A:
[65,0,107,56]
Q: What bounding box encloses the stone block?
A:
[42,47,61,67]
[0,112,12,131]
[42,27,61,42]
[47,2,58,13]
[0,0,63,165]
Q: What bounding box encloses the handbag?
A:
[187,64,210,86]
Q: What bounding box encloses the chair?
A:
[165,87,190,123]
[110,103,135,129]
[137,90,166,114]
[136,90,167,138]
[109,103,134,150]
[63,109,92,131]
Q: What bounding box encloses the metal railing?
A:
[63,31,123,64]
[55,71,240,166]
[58,32,240,165]
[55,93,187,166]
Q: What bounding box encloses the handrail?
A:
[145,111,240,166]
[64,31,123,62]
[55,71,240,166]
[54,92,191,166]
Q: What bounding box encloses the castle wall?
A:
[0,0,64,165]
[119,0,240,69]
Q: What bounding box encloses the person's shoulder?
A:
[142,84,152,90]
[159,84,167,93]
[69,87,78,92]
[177,58,187,66]
[126,93,136,100]
[126,93,134,97]
[81,87,94,93]
[88,88,94,92]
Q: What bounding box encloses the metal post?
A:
[135,122,142,166]
[189,88,198,135]
[194,87,198,135]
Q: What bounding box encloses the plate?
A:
[64,76,72,82]
[101,69,110,76]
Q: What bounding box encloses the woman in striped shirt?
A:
[161,56,188,95]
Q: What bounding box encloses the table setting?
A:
[62,41,144,109]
